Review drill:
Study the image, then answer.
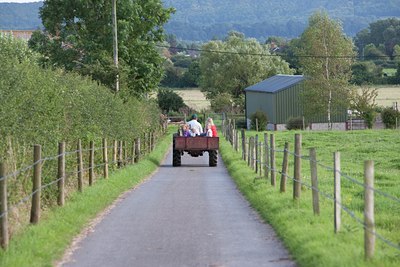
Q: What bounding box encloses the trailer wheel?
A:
[209,150,217,167]
[173,150,181,166]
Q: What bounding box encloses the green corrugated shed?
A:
[244,74,347,126]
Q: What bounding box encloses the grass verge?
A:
[0,128,174,267]
[219,131,399,267]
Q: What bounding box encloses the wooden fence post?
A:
[30,144,41,224]
[364,160,375,260]
[280,142,289,193]
[234,130,239,152]
[131,140,136,164]
[270,133,276,186]
[264,133,269,179]
[113,140,117,167]
[103,138,109,179]
[89,141,94,186]
[118,141,123,168]
[0,163,9,249]
[255,135,259,173]
[249,137,254,168]
[58,142,65,206]
[309,148,320,215]
[293,134,302,200]
[134,138,141,163]
[77,140,83,193]
[124,141,128,165]
[241,129,246,161]
[334,151,341,233]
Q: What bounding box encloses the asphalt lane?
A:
[60,149,296,267]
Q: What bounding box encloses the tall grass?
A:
[220,129,400,267]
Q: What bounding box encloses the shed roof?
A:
[244,74,304,93]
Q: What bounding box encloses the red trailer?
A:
[172,135,219,167]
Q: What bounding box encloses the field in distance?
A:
[373,85,400,107]
[172,85,400,111]
[174,88,210,111]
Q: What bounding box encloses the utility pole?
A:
[112,0,119,92]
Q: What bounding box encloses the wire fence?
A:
[0,129,164,249]
[222,119,400,259]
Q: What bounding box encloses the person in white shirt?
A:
[187,114,203,136]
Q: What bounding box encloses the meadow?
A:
[374,85,400,108]
[220,129,400,267]
[173,88,210,111]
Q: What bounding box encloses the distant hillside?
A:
[162,0,400,40]
[1,0,399,41]
[0,2,42,30]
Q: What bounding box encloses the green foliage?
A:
[210,93,233,113]
[381,107,400,129]
[286,117,305,130]
[32,0,174,97]
[297,11,355,126]
[350,87,378,129]
[200,31,293,99]
[351,61,382,85]
[250,110,268,131]
[364,44,389,61]
[0,36,163,211]
[355,18,400,59]
[157,89,186,113]
[160,57,200,88]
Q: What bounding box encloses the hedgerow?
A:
[0,35,162,219]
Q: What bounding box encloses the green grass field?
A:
[383,68,397,77]
[220,129,400,267]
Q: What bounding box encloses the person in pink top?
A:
[205,117,218,137]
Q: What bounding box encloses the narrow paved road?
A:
[60,150,296,267]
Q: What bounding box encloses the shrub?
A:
[250,110,268,131]
[381,107,400,128]
[235,118,247,129]
[157,89,186,113]
[286,117,305,130]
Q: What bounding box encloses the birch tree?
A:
[297,11,356,128]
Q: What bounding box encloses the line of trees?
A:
[28,0,175,99]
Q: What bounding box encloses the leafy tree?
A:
[350,87,378,129]
[32,0,174,98]
[181,60,201,87]
[199,31,293,99]
[157,89,185,113]
[296,11,356,128]
[210,93,233,113]
[364,44,389,61]
[350,61,382,85]
[354,18,400,58]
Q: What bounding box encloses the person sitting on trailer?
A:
[187,114,203,136]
